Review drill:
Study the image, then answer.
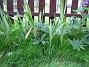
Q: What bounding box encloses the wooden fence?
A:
[0,0,89,22]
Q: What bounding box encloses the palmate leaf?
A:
[68,38,74,46]
[33,40,40,45]
[68,38,87,51]
[33,33,48,45]
[42,41,46,45]
[83,34,89,45]
[41,34,46,40]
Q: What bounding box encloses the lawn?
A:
[0,1,89,67]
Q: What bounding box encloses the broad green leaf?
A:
[41,34,46,40]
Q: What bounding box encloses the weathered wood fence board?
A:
[0,0,3,9]
[17,0,24,11]
[50,0,56,21]
[28,0,34,19]
[7,0,13,11]
[39,0,45,22]
[0,0,89,21]
[28,0,34,12]
[71,0,78,13]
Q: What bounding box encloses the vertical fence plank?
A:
[0,0,83,22]
[28,0,34,19]
[39,0,45,22]
[28,0,34,12]
[7,0,14,23]
[39,0,45,12]
[49,0,56,22]
[0,0,3,9]
[71,0,78,13]
[50,0,56,14]
[17,0,24,11]
[7,0,13,11]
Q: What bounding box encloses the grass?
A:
[0,15,89,67]
[1,1,89,67]
[0,34,89,67]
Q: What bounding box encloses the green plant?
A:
[33,33,48,45]
[33,22,49,45]
[12,2,37,38]
[36,22,49,33]
[63,16,87,40]
[49,20,53,45]
[68,38,87,51]
[1,1,89,67]
[59,0,67,44]
[25,2,37,37]
[0,7,12,41]
[82,34,89,45]
[74,7,89,27]
[69,17,81,29]
[0,31,3,35]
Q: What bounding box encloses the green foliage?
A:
[68,38,87,51]
[0,7,11,41]
[0,31,3,35]
[1,1,89,67]
[36,22,49,33]
[83,34,89,45]
[60,0,67,44]
[49,20,53,45]
[33,33,48,45]
[25,2,37,37]
[69,17,81,29]
[33,22,49,45]
[74,7,89,26]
